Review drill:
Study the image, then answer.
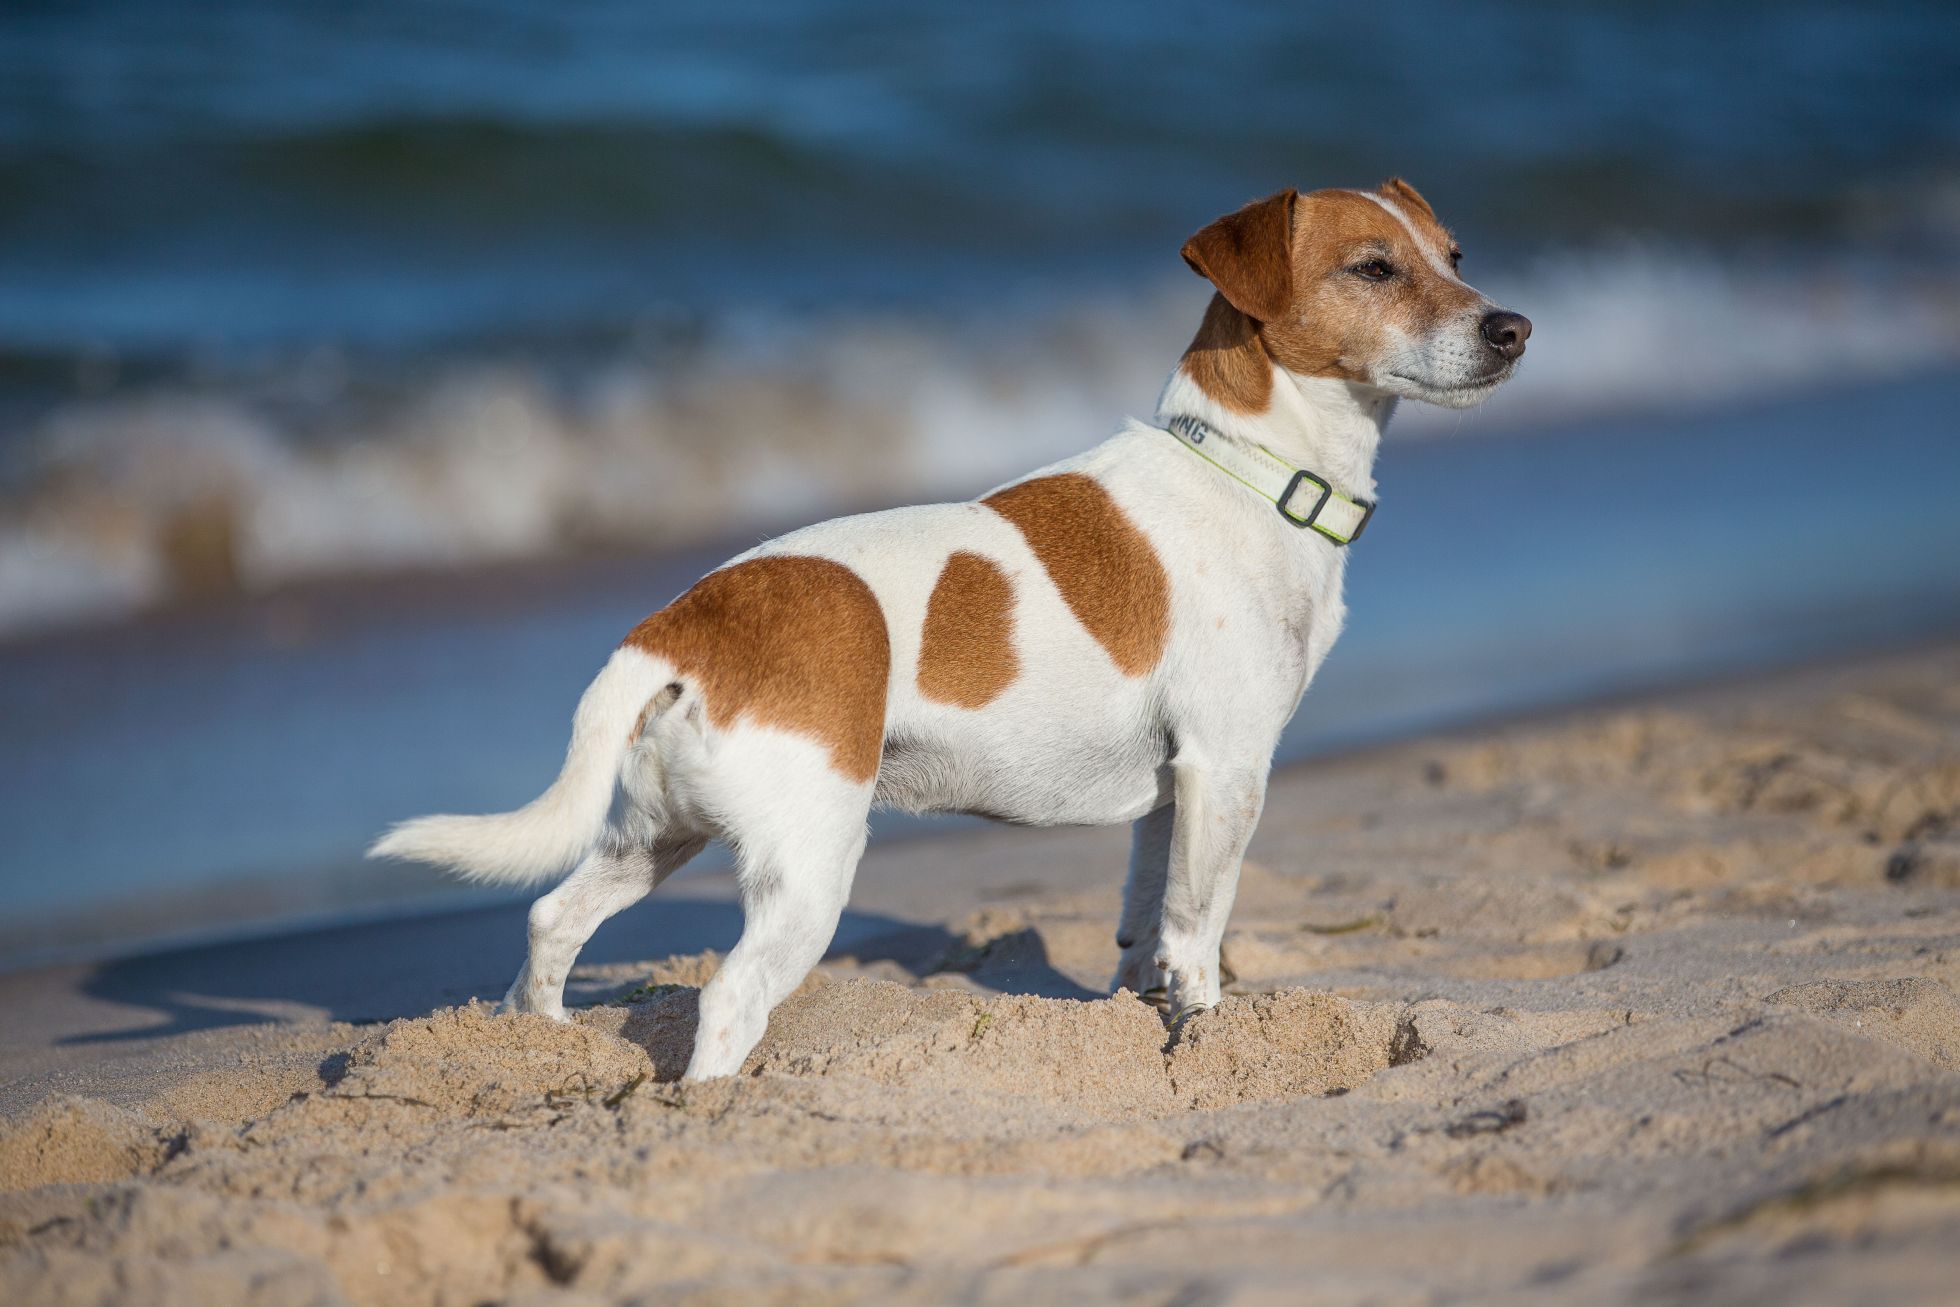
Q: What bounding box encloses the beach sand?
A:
[3,642,1958,1304]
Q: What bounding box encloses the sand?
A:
[3,643,1959,1305]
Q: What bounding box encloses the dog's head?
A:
[1181,180,1529,409]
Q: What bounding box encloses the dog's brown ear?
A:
[1180,189,1298,324]
[1380,177,1436,221]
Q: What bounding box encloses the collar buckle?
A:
[1163,415,1377,546]
[1278,470,1375,544]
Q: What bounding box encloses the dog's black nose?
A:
[1480,310,1532,361]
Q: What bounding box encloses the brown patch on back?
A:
[982,474,1169,676]
[621,555,890,782]
[1177,181,1483,405]
[917,551,1019,708]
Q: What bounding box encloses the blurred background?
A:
[3,1,1958,963]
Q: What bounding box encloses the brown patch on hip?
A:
[917,551,1019,708]
[621,555,890,783]
[982,474,1170,677]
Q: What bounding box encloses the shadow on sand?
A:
[59,889,1101,1045]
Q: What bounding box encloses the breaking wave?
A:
[2,245,1955,638]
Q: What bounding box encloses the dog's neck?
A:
[1155,296,1393,500]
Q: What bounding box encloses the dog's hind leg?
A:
[684,757,872,1080]
[504,836,705,1020]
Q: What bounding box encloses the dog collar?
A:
[1162,415,1376,545]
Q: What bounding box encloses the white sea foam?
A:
[1429,245,1960,431]
[1,247,1955,637]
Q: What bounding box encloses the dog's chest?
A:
[1170,492,1349,709]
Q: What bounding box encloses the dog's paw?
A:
[1112,950,1168,1004]
[497,975,571,1022]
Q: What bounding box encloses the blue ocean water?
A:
[2,371,1958,958]
[1,3,1958,957]
[1,1,1955,355]
[2,1,1956,638]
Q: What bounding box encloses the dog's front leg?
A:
[1156,755,1266,1019]
[1113,804,1173,1005]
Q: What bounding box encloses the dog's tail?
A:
[367,647,674,885]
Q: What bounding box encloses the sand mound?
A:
[6,644,1960,1304]
[601,979,1405,1117]
[8,1182,539,1307]
[0,1096,167,1192]
[0,984,1414,1305]
[1764,979,1960,1071]
[323,1001,656,1120]
[1427,680,1960,894]
[751,983,1176,1114]
[1168,990,1400,1109]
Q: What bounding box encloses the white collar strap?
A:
[1163,415,1377,545]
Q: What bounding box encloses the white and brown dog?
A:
[372,179,1530,1079]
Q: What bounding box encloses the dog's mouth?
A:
[1390,362,1514,391]
[1384,363,1515,406]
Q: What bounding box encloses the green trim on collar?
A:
[1162,416,1376,545]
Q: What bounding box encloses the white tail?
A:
[367,647,671,885]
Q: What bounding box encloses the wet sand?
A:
[3,641,1958,1304]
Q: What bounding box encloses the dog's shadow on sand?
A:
[57,891,1100,1046]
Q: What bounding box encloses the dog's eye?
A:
[1448,246,1463,269]
[1351,259,1394,281]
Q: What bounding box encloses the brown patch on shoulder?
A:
[918,551,1019,708]
[621,555,890,782]
[982,474,1169,676]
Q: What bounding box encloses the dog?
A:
[371,179,1530,1080]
